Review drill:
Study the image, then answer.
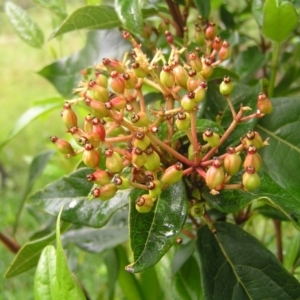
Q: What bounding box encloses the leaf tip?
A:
[125,264,134,273]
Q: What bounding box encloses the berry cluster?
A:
[50,21,272,214]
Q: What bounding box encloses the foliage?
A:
[1,0,300,299]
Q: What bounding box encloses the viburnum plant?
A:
[3,0,300,299]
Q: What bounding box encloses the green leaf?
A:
[172,119,225,142]
[203,171,300,229]
[39,30,129,97]
[34,246,59,300]
[32,0,67,18]
[50,5,120,39]
[208,66,240,81]
[115,0,144,35]
[258,97,300,195]
[4,222,70,278]
[197,222,300,300]
[55,207,86,299]
[4,1,44,48]
[0,98,62,149]
[139,267,162,300]
[254,205,289,221]
[28,168,129,228]
[262,0,299,43]
[126,181,188,273]
[103,249,119,300]
[252,0,264,26]
[194,0,211,19]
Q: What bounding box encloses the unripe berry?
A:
[132,147,147,168]
[92,118,106,142]
[195,25,205,45]
[181,92,196,111]
[102,58,124,73]
[171,61,188,89]
[223,147,242,176]
[165,30,173,44]
[257,92,272,114]
[113,175,130,190]
[91,183,117,201]
[69,126,85,146]
[83,132,101,148]
[175,111,191,130]
[219,76,234,96]
[212,36,222,51]
[161,162,183,185]
[95,70,108,87]
[219,41,231,61]
[82,143,100,168]
[109,70,126,94]
[87,169,111,185]
[242,131,264,149]
[135,194,154,213]
[188,52,202,72]
[50,136,75,156]
[61,102,77,129]
[133,132,151,150]
[89,80,109,102]
[205,157,224,189]
[187,69,203,91]
[203,128,220,147]
[243,145,262,172]
[122,71,138,89]
[242,166,261,191]
[105,96,126,110]
[85,98,109,119]
[200,58,213,79]
[105,149,123,173]
[84,114,93,133]
[131,60,148,78]
[144,147,161,171]
[193,81,207,103]
[160,64,175,88]
[131,112,149,127]
[147,180,162,198]
[189,203,205,217]
[205,22,217,40]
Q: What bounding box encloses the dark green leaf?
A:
[197,222,300,300]
[50,6,120,39]
[115,0,143,35]
[39,30,129,97]
[254,205,290,221]
[172,119,225,142]
[34,246,59,300]
[284,234,300,272]
[55,208,86,299]
[194,0,211,19]
[126,181,188,273]
[258,97,300,195]
[32,0,67,18]
[4,1,44,48]
[262,0,299,43]
[220,5,235,29]
[28,168,129,228]
[208,66,240,81]
[0,98,62,149]
[203,171,300,229]
[4,222,70,278]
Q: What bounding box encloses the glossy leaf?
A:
[4,1,44,48]
[32,0,67,18]
[194,0,211,19]
[197,222,300,299]
[0,98,62,149]
[254,205,289,221]
[126,181,188,273]
[262,0,298,43]
[55,208,86,299]
[203,171,300,229]
[172,119,224,142]
[39,30,129,97]
[4,222,70,278]
[115,0,143,35]
[50,5,120,39]
[34,246,59,300]
[258,97,300,195]
[28,168,129,228]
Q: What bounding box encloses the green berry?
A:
[219,76,234,96]
[243,145,262,172]
[205,157,224,189]
[181,92,196,111]
[203,128,220,147]
[242,166,261,191]
[160,64,175,88]
[105,149,123,173]
[113,175,130,190]
[161,162,183,185]
[144,147,161,171]
[223,147,242,176]
[82,143,100,168]
[175,111,191,130]
[135,194,154,213]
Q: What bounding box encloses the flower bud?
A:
[219,76,234,96]
[242,131,264,149]
[61,102,77,129]
[135,194,154,213]
[242,165,261,191]
[160,64,175,88]
[195,25,205,45]
[243,145,262,172]
[131,112,149,127]
[105,149,124,173]
[161,162,183,185]
[257,92,272,114]
[219,41,231,61]
[132,147,147,168]
[82,143,101,168]
[175,111,191,130]
[87,169,111,185]
[144,147,161,171]
[133,132,151,150]
[188,52,202,72]
[205,157,224,189]
[181,92,196,111]
[50,136,75,156]
[203,128,220,147]
[109,70,126,94]
[171,61,188,89]
[147,180,162,198]
[113,175,130,190]
[88,80,109,102]
[205,22,217,40]
[223,147,242,176]
[92,183,117,201]
[193,81,207,103]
